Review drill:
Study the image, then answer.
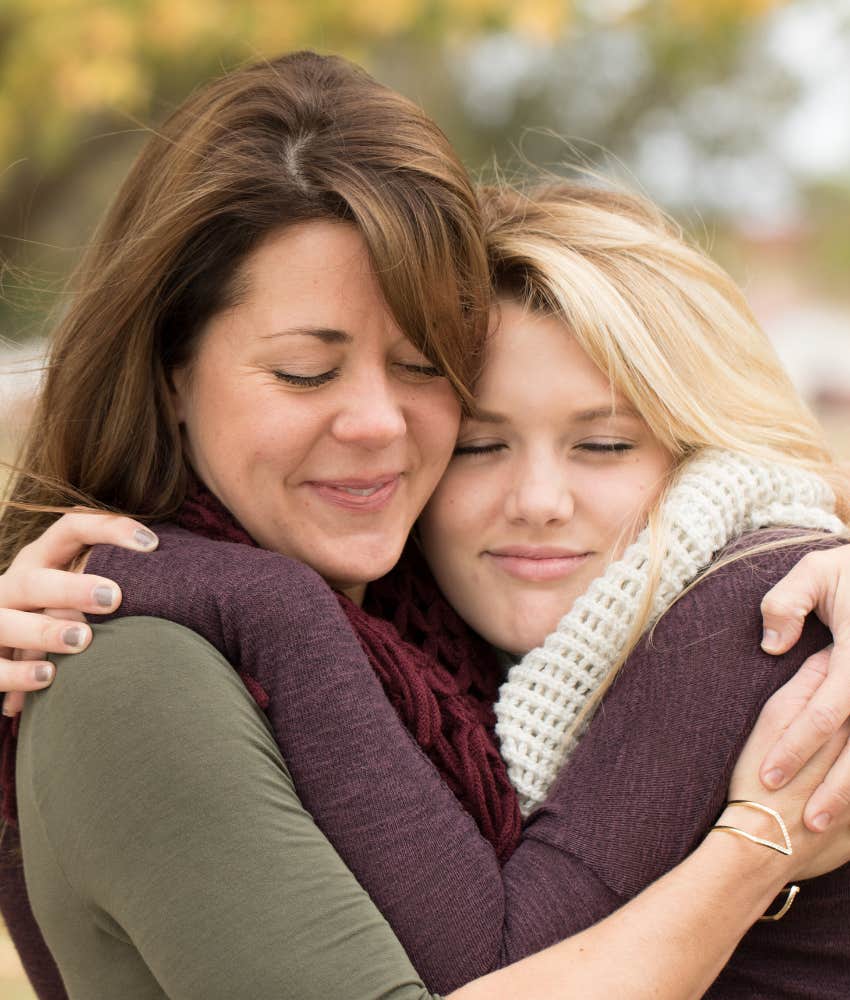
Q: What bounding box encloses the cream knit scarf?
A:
[494,449,846,815]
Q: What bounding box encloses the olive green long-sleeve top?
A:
[16,617,441,1000]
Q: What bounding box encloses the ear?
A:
[169,365,189,423]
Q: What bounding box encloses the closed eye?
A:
[577,441,634,454]
[453,442,506,456]
[397,363,444,379]
[273,368,340,388]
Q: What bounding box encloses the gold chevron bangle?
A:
[759,883,800,922]
[711,799,793,856]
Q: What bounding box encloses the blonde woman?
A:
[4,176,850,1000]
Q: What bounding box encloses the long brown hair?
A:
[0,52,490,568]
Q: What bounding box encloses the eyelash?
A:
[273,363,442,388]
[453,441,635,457]
[578,442,634,454]
[453,442,505,456]
[273,369,340,388]
[400,363,443,379]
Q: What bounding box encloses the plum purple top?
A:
[2,524,848,999]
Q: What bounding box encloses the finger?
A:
[756,647,831,738]
[0,567,122,614]
[2,691,26,717]
[0,608,93,657]
[803,734,850,832]
[11,512,158,572]
[760,555,822,654]
[0,657,55,696]
[760,648,846,789]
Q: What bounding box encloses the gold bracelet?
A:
[711,801,800,921]
[759,884,800,922]
[711,799,793,856]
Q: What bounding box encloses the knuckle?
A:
[808,702,843,739]
[820,784,850,813]
[39,620,55,650]
[760,592,800,619]
[776,739,807,770]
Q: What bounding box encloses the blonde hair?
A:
[480,179,850,730]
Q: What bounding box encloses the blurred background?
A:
[1,0,848,994]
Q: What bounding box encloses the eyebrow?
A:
[572,405,641,422]
[260,327,352,344]
[468,404,641,424]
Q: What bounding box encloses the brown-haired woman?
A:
[1,51,850,1000]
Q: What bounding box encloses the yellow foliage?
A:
[510,0,570,40]
[237,0,308,57]
[667,0,787,24]
[343,0,423,38]
[0,0,791,180]
[142,0,231,52]
[55,57,147,113]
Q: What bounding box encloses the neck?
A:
[337,582,366,606]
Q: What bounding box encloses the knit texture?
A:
[495,449,846,814]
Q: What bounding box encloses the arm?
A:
[18,616,840,1000]
[18,617,440,1000]
[82,532,850,995]
[2,522,849,993]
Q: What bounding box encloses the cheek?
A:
[411,387,462,469]
[593,464,668,547]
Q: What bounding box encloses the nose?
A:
[330,369,407,449]
[504,451,574,527]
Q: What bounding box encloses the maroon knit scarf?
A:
[177,483,522,863]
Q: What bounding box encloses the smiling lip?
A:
[308,475,401,512]
[486,546,591,582]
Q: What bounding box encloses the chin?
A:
[499,609,568,659]
[322,548,402,592]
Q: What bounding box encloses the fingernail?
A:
[763,768,785,789]
[761,628,780,651]
[34,663,54,684]
[133,528,157,549]
[62,625,88,649]
[812,812,832,831]
[93,585,118,608]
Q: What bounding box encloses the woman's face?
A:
[172,221,461,602]
[418,299,673,656]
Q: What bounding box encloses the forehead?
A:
[481,300,616,403]
[203,220,402,352]
[242,220,381,300]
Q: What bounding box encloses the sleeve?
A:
[85,534,832,993]
[0,825,67,1000]
[16,617,441,1000]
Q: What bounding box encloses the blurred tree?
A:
[2,0,847,341]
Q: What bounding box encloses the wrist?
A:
[699,818,792,916]
[708,801,801,916]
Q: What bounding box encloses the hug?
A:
[1,50,850,1000]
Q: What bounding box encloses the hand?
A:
[729,658,850,882]
[0,512,158,716]
[758,544,850,831]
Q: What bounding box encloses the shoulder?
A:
[47,616,242,707]
[22,617,270,781]
[648,529,839,653]
[612,530,836,725]
[88,523,337,608]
